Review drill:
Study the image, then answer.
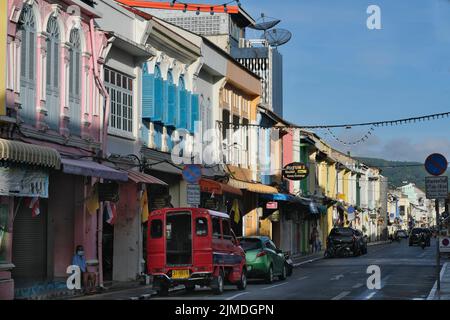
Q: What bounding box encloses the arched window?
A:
[45,16,60,130]
[18,4,36,123]
[69,28,81,135]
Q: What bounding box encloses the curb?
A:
[427,262,448,300]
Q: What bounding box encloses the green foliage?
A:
[355,157,448,190]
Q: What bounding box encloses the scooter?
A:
[419,233,427,250]
[284,252,294,276]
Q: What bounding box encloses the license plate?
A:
[172,269,190,279]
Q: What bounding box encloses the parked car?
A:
[238,236,290,283]
[325,227,367,258]
[409,228,431,247]
[394,229,408,240]
[147,208,247,296]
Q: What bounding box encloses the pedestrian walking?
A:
[310,227,320,253]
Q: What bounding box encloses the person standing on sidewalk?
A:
[310,227,320,253]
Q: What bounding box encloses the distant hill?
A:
[355,157,444,190]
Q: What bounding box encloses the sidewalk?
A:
[427,262,450,300]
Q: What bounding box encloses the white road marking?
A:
[364,291,377,300]
[226,292,250,300]
[352,283,364,289]
[331,291,351,300]
[330,274,344,281]
[293,257,323,267]
[262,282,289,290]
[297,276,309,281]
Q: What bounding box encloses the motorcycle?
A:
[419,233,427,250]
[284,252,294,276]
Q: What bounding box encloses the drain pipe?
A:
[89,18,110,288]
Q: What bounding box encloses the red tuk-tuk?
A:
[147,208,247,296]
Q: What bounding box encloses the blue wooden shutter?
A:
[178,89,187,129]
[154,77,163,122]
[190,94,199,133]
[167,127,174,151]
[142,64,154,119]
[162,80,169,124]
[167,83,176,127]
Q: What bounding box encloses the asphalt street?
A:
[150,240,441,300]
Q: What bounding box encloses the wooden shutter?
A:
[154,77,163,122]
[142,66,154,119]
[162,80,168,124]
[167,83,176,127]
[190,94,199,133]
[178,89,187,129]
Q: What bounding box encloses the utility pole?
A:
[436,199,441,293]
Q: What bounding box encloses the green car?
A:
[238,236,288,283]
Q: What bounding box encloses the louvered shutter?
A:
[167,83,176,127]
[142,71,154,119]
[162,80,168,124]
[190,94,199,133]
[141,120,150,146]
[154,77,163,122]
[178,89,187,129]
[154,123,163,150]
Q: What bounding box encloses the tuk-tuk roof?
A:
[150,208,230,219]
[207,210,230,219]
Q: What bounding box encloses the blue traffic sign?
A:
[182,165,203,184]
[425,153,448,176]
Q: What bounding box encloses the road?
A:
[150,240,440,300]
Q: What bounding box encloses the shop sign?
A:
[266,201,278,210]
[0,167,49,198]
[282,162,309,181]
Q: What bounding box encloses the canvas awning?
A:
[199,178,243,196]
[127,170,168,186]
[227,178,278,194]
[0,138,61,169]
[61,158,128,181]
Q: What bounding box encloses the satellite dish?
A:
[249,13,281,31]
[262,28,292,47]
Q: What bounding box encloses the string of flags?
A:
[168,0,241,15]
[324,126,376,146]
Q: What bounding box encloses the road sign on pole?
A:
[425,153,448,176]
[425,176,448,199]
[182,165,202,184]
[187,183,201,207]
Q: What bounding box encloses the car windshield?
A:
[330,228,354,236]
[412,229,424,235]
[239,238,263,251]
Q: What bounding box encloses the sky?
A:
[237,0,450,162]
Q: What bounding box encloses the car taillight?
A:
[256,251,267,258]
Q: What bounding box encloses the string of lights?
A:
[324,126,375,146]
[216,111,450,130]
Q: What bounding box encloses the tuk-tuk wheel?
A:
[212,270,224,295]
[237,269,247,290]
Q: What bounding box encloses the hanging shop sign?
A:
[0,167,49,198]
[282,162,309,181]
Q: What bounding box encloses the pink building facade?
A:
[0,0,111,299]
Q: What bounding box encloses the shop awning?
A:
[127,170,168,186]
[227,178,278,194]
[259,193,301,203]
[61,158,128,181]
[199,178,243,196]
[0,138,61,169]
